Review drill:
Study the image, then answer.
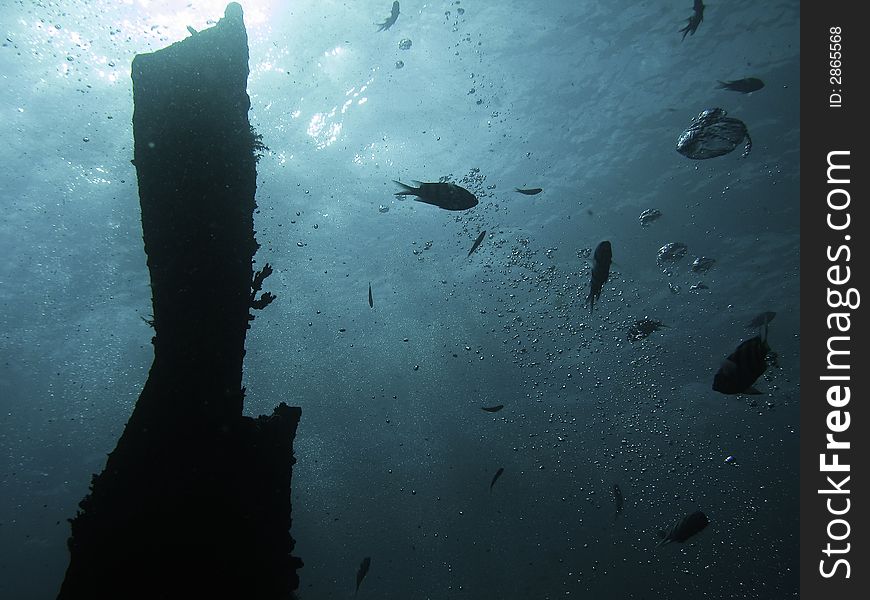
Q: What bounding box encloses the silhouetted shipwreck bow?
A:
[58,4,302,598]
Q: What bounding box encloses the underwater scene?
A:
[0,0,799,598]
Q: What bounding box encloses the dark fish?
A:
[355,556,371,595]
[746,311,776,329]
[613,483,624,522]
[467,230,487,257]
[584,241,612,313]
[676,108,752,159]
[712,332,771,395]
[393,180,478,211]
[717,77,765,93]
[368,282,373,308]
[515,187,543,195]
[627,318,667,341]
[657,511,709,546]
[679,0,705,40]
[490,467,504,492]
[376,1,400,31]
[481,404,504,413]
[186,25,198,35]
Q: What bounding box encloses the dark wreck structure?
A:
[58,4,302,598]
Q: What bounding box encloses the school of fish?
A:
[347,2,779,591]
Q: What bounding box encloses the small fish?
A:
[584,241,612,313]
[613,483,624,522]
[368,282,373,308]
[481,404,504,413]
[186,25,198,35]
[679,0,705,40]
[746,311,776,329]
[717,77,765,93]
[467,230,487,257]
[376,1,400,32]
[490,467,504,492]
[657,511,709,546]
[515,187,543,195]
[393,180,478,211]
[713,331,771,395]
[355,556,371,595]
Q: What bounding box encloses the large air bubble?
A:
[676,108,752,159]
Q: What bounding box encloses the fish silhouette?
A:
[490,467,504,492]
[717,77,765,93]
[713,335,770,395]
[657,511,709,546]
[679,0,705,40]
[376,2,400,32]
[355,556,371,595]
[393,180,478,211]
[467,230,487,257]
[585,241,612,312]
[713,315,774,396]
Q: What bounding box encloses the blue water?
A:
[0,1,799,598]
